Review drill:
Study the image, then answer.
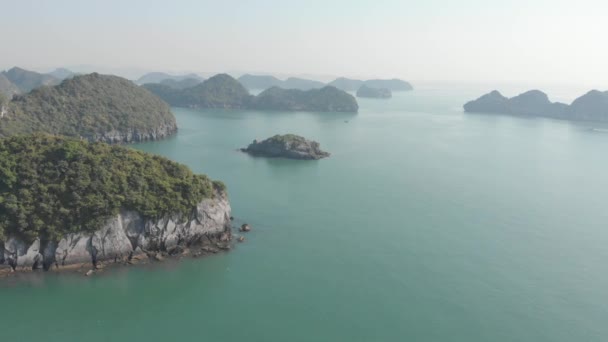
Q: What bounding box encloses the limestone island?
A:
[1,73,177,143]
[241,134,330,160]
[0,134,232,276]
[356,85,392,99]
[464,89,608,122]
[251,86,359,112]
[143,74,359,113]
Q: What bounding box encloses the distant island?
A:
[0,134,231,274]
[363,79,413,91]
[160,77,203,89]
[235,74,413,92]
[0,67,60,95]
[238,74,325,91]
[144,74,252,109]
[1,73,177,143]
[252,86,358,112]
[136,72,204,85]
[241,134,330,160]
[329,78,413,92]
[144,74,359,113]
[356,85,392,99]
[464,89,608,122]
[327,78,364,91]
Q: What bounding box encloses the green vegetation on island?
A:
[144,74,252,109]
[1,73,177,142]
[252,86,359,112]
[2,67,60,93]
[0,134,223,243]
[241,134,330,160]
[144,74,359,112]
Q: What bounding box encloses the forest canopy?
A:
[0,134,224,242]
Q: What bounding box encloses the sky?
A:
[1,0,607,86]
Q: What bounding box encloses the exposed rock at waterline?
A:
[241,134,330,160]
[1,190,231,274]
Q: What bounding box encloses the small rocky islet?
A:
[241,134,330,160]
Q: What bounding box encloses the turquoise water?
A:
[3,85,608,341]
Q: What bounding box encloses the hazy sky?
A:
[1,0,607,85]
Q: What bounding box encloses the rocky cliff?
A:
[0,190,231,272]
[84,121,177,144]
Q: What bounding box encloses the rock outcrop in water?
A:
[464,89,608,122]
[356,85,392,99]
[0,192,231,272]
[241,134,330,160]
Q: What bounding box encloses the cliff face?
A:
[0,190,231,272]
[84,120,177,144]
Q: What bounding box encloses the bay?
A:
[2,83,608,341]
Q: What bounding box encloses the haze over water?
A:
[2,84,608,341]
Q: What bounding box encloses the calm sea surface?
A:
[2,84,608,341]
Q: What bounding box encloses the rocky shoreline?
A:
[84,121,178,144]
[241,134,330,160]
[0,189,235,277]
